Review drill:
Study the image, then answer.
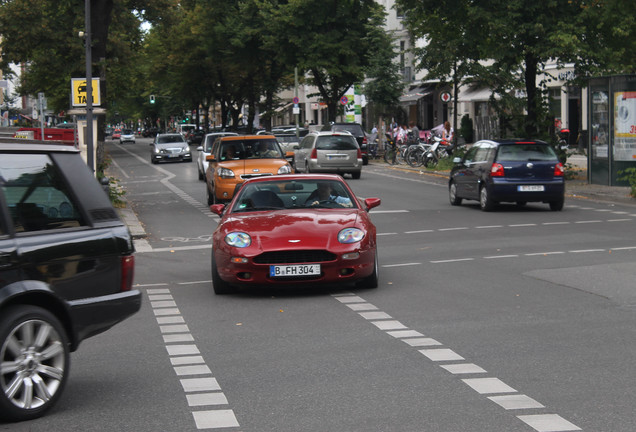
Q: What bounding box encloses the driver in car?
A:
[306,182,353,207]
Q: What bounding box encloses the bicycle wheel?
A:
[406,148,424,167]
[395,146,407,164]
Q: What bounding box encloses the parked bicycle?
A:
[422,136,453,168]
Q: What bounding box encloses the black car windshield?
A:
[316,135,358,150]
[496,144,558,162]
[231,179,355,212]
[332,124,363,136]
[157,134,185,144]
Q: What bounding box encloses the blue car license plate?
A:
[518,185,545,192]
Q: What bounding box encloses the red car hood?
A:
[222,209,363,251]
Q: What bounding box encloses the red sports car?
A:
[209,174,381,294]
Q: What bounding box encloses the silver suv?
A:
[292,131,362,179]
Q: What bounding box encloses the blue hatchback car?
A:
[448,139,565,211]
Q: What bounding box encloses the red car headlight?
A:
[225,232,251,247]
[338,228,365,244]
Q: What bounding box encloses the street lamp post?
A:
[84,0,94,173]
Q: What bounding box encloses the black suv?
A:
[325,123,369,165]
[0,142,141,422]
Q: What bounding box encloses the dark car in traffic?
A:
[448,139,565,211]
[0,141,141,421]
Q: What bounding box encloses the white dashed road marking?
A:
[333,292,582,431]
[147,288,240,430]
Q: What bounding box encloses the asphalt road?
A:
[5,137,636,432]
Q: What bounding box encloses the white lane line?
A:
[359,311,392,320]
[517,414,582,431]
[542,221,570,225]
[371,209,410,213]
[438,227,469,231]
[382,262,421,267]
[509,223,537,227]
[484,255,519,259]
[146,288,240,430]
[419,348,464,361]
[569,249,605,253]
[524,251,565,256]
[462,377,516,394]
[430,258,474,263]
[332,293,582,432]
[440,364,487,375]
[192,410,240,429]
[402,338,442,347]
[404,229,434,234]
[574,220,602,224]
[488,394,544,410]
[476,225,504,229]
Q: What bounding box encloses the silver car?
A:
[293,131,362,179]
[119,129,136,144]
[150,133,192,163]
[196,132,238,180]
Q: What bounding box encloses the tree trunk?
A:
[524,53,538,137]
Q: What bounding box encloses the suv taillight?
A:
[554,162,564,177]
[357,148,363,159]
[362,136,367,144]
[310,148,318,159]
[121,255,135,292]
[490,163,505,177]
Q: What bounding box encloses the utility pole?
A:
[84,0,94,173]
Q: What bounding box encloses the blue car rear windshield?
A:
[496,144,558,162]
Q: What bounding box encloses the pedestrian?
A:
[397,124,408,145]
[409,121,420,144]
[442,121,454,143]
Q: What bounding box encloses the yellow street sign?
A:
[71,78,101,107]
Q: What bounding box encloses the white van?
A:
[177,124,196,136]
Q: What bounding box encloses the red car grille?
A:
[253,250,336,264]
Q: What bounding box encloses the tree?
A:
[271,0,386,123]
[397,0,479,141]
[396,0,636,138]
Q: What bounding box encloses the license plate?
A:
[518,185,545,192]
[270,264,321,277]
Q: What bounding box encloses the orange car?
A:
[205,135,293,204]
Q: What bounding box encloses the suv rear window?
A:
[0,154,85,232]
[496,144,558,162]
[316,136,358,150]
[332,124,364,136]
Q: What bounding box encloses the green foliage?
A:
[617,168,636,198]
[459,115,473,143]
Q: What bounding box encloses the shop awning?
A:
[399,86,434,104]
[274,102,293,113]
[458,87,498,102]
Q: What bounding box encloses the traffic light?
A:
[150,95,155,104]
